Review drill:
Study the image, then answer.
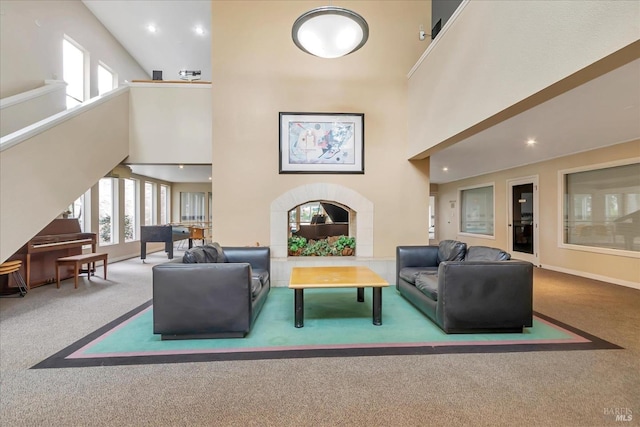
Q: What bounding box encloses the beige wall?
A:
[408,0,640,159]
[0,0,148,99]
[171,183,212,226]
[436,140,640,287]
[212,1,431,258]
[128,84,212,164]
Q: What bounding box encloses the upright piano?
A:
[140,225,192,261]
[7,218,97,289]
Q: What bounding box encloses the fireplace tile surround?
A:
[269,183,395,286]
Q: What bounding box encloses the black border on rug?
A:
[31,300,622,369]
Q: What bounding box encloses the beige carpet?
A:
[1,251,638,427]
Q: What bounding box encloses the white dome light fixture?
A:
[292,6,369,58]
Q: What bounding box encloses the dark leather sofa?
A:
[153,245,270,340]
[396,240,533,333]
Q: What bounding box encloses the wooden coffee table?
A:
[288,266,389,328]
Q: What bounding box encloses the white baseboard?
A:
[540,264,640,290]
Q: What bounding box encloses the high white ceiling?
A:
[128,164,212,183]
[82,0,211,82]
[83,1,640,185]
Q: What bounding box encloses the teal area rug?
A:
[33,287,620,368]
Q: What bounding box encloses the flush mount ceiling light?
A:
[292,6,369,58]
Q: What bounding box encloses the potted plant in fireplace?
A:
[334,236,355,256]
[288,236,307,256]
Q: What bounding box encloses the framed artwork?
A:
[279,112,364,174]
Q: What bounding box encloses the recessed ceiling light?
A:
[194,26,205,35]
[208,176,212,180]
[178,164,184,169]
[147,24,157,33]
[527,139,536,145]
[442,167,448,172]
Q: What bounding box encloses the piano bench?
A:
[56,253,108,289]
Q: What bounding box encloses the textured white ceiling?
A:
[128,164,211,183]
[430,59,640,183]
[82,0,211,81]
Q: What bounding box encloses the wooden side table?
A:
[56,253,108,289]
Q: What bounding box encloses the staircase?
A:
[0,87,130,262]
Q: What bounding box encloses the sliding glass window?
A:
[160,185,170,224]
[99,178,116,245]
[144,182,156,225]
[563,161,640,253]
[97,62,116,95]
[123,178,138,242]
[63,36,87,108]
[460,184,494,237]
[180,192,205,222]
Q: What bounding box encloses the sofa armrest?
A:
[223,246,270,275]
[436,260,533,332]
[396,246,438,288]
[152,263,253,335]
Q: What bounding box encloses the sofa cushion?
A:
[250,269,269,299]
[415,272,438,301]
[182,243,227,264]
[437,240,467,263]
[466,246,511,261]
[399,267,438,285]
[252,269,269,286]
[250,277,262,299]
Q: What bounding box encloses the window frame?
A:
[63,35,89,108]
[144,182,157,226]
[558,158,640,258]
[160,184,170,224]
[97,61,117,96]
[458,182,495,239]
[123,178,139,242]
[98,177,118,246]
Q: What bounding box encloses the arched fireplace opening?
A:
[288,200,355,256]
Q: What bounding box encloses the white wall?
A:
[408,0,640,159]
[0,0,148,99]
[0,81,66,137]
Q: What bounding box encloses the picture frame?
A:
[279,112,364,174]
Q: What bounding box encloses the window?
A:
[460,184,494,236]
[145,182,156,225]
[180,192,205,222]
[63,37,86,108]
[563,161,640,253]
[160,185,169,224]
[66,195,85,232]
[98,62,115,95]
[99,178,116,245]
[124,178,138,242]
[429,195,436,240]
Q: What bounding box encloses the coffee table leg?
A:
[294,289,304,328]
[373,287,382,325]
[357,287,364,302]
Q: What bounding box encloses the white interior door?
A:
[507,176,539,265]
